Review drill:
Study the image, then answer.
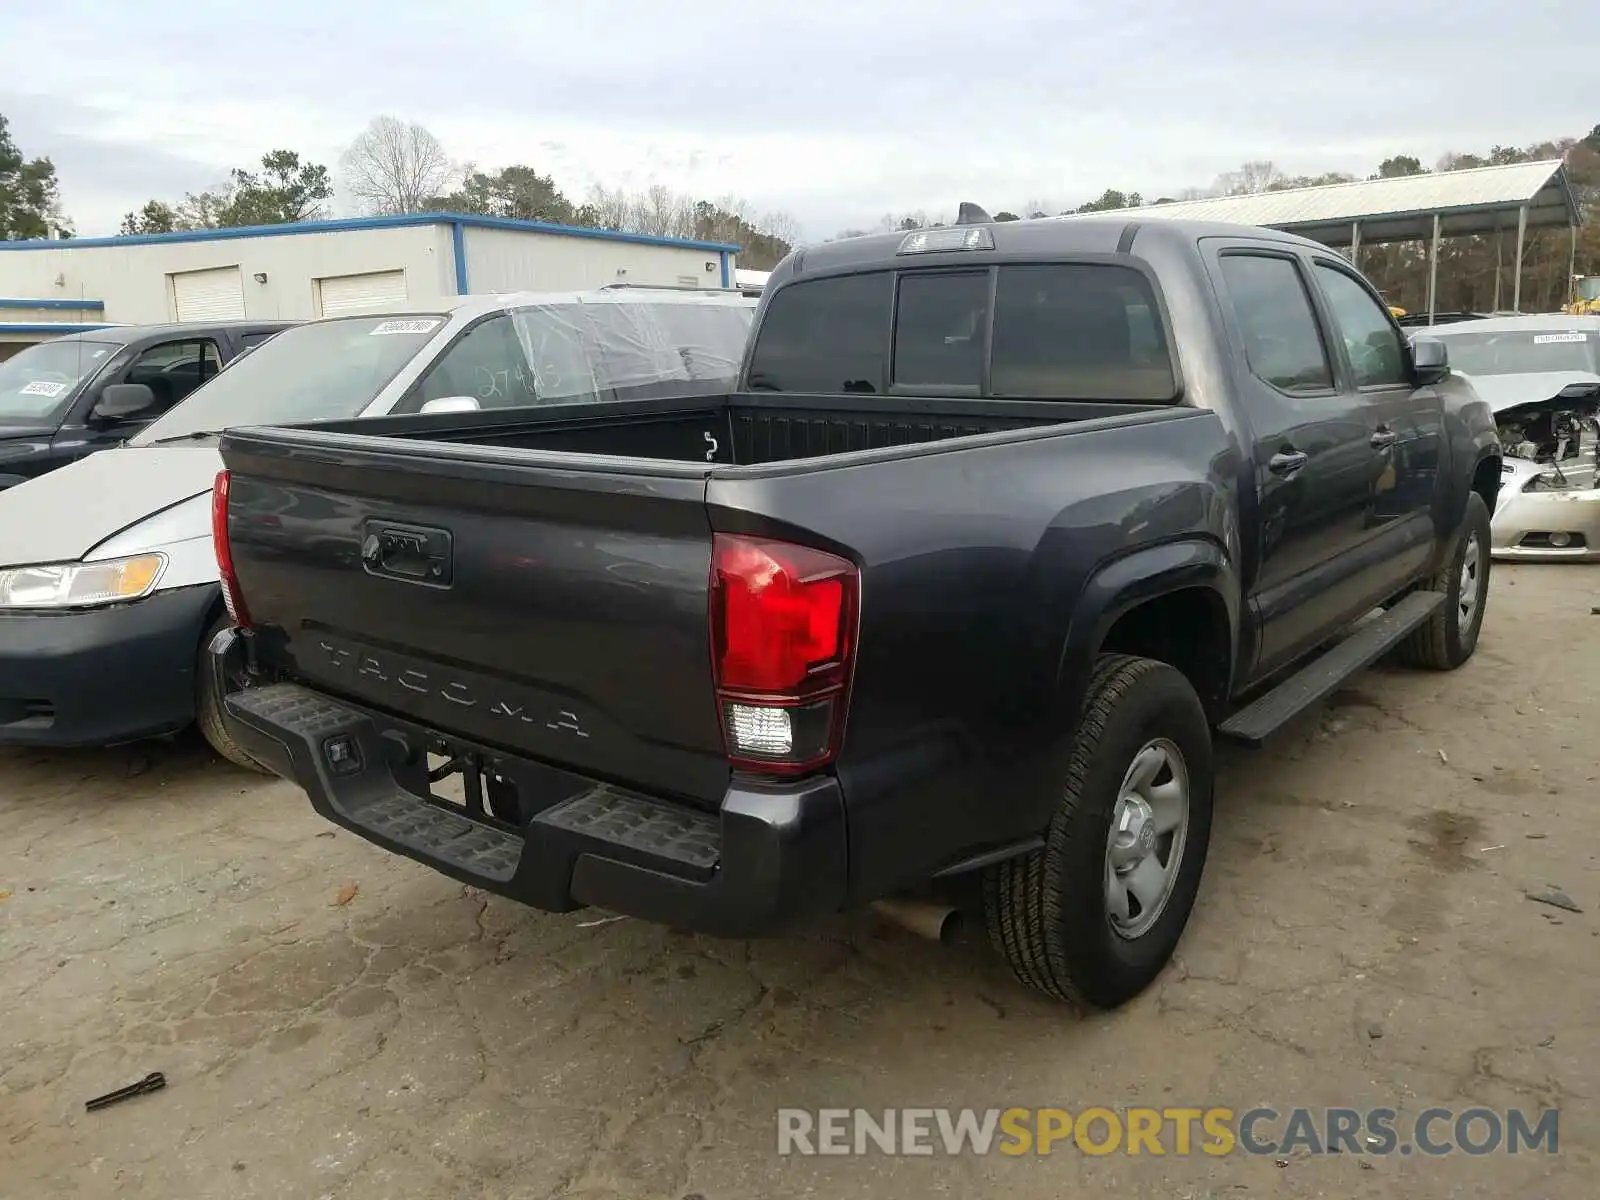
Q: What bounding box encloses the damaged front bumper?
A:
[1491,458,1600,561]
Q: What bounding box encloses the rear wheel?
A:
[1395,492,1491,670]
[983,654,1214,1009]
[196,613,272,774]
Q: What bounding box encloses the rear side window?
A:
[1219,255,1333,393]
[746,272,890,393]
[990,264,1175,400]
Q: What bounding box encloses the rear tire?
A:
[196,613,272,774]
[1395,492,1491,670]
[982,655,1214,1009]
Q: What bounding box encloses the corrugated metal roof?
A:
[1058,159,1578,245]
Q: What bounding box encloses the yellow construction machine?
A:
[1566,276,1600,316]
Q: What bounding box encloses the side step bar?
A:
[1218,590,1445,748]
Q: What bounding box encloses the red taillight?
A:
[710,533,858,775]
[211,469,252,629]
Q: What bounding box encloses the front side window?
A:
[124,339,224,413]
[1219,255,1334,394]
[1315,264,1409,388]
[413,316,538,410]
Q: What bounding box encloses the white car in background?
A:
[1423,314,1600,561]
[0,287,757,766]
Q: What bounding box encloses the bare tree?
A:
[1214,160,1284,196]
[758,209,800,243]
[340,116,452,215]
[633,183,695,238]
[582,183,633,231]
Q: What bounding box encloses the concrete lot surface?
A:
[2,566,1595,1199]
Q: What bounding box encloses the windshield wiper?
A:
[139,430,225,447]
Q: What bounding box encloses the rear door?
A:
[1306,257,1442,597]
[1204,243,1382,676]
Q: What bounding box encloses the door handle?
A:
[1268,450,1309,475]
[1370,428,1398,448]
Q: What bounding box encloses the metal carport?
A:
[1065,160,1581,323]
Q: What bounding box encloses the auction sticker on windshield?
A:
[369,319,442,337]
[18,381,69,397]
[1532,333,1588,344]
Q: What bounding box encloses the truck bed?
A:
[298,391,1170,466]
[219,390,1219,896]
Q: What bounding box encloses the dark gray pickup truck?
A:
[209,213,1501,1008]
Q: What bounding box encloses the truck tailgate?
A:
[221,430,729,805]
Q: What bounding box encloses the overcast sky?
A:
[1,0,1590,242]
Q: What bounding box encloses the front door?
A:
[1307,259,1442,601]
[52,337,223,464]
[1206,245,1389,678]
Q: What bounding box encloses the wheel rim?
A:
[1104,738,1190,940]
[1458,530,1483,628]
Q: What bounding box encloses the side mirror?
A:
[93,382,158,422]
[1410,337,1450,386]
[419,396,480,415]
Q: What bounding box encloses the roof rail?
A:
[596,282,743,293]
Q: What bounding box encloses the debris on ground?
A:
[332,884,358,907]
[1525,886,1583,914]
[85,1072,166,1113]
[1366,1023,1384,1039]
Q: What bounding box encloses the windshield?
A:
[0,339,119,425]
[130,314,445,445]
[1438,330,1600,378]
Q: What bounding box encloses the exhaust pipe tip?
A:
[869,898,963,946]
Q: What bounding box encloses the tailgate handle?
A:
[360,521,453,586]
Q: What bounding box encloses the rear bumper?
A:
[0,584,216,747]
[212,633,848,937]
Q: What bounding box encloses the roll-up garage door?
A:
[316,270,409,317]
[171,266,246,321]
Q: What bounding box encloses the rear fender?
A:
[1057,537,1240,730]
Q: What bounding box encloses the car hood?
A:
[1465,370,1600,414]
[0,445,222,566]
[0,423,56,439]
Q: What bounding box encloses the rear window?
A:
[894,271,988,388]
[746,263,1177,401]
[745,273,890,393]
[991,264,1175,400]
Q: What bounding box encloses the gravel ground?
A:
[2,565,1595,1199]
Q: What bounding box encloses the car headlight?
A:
[0,553,167,610]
